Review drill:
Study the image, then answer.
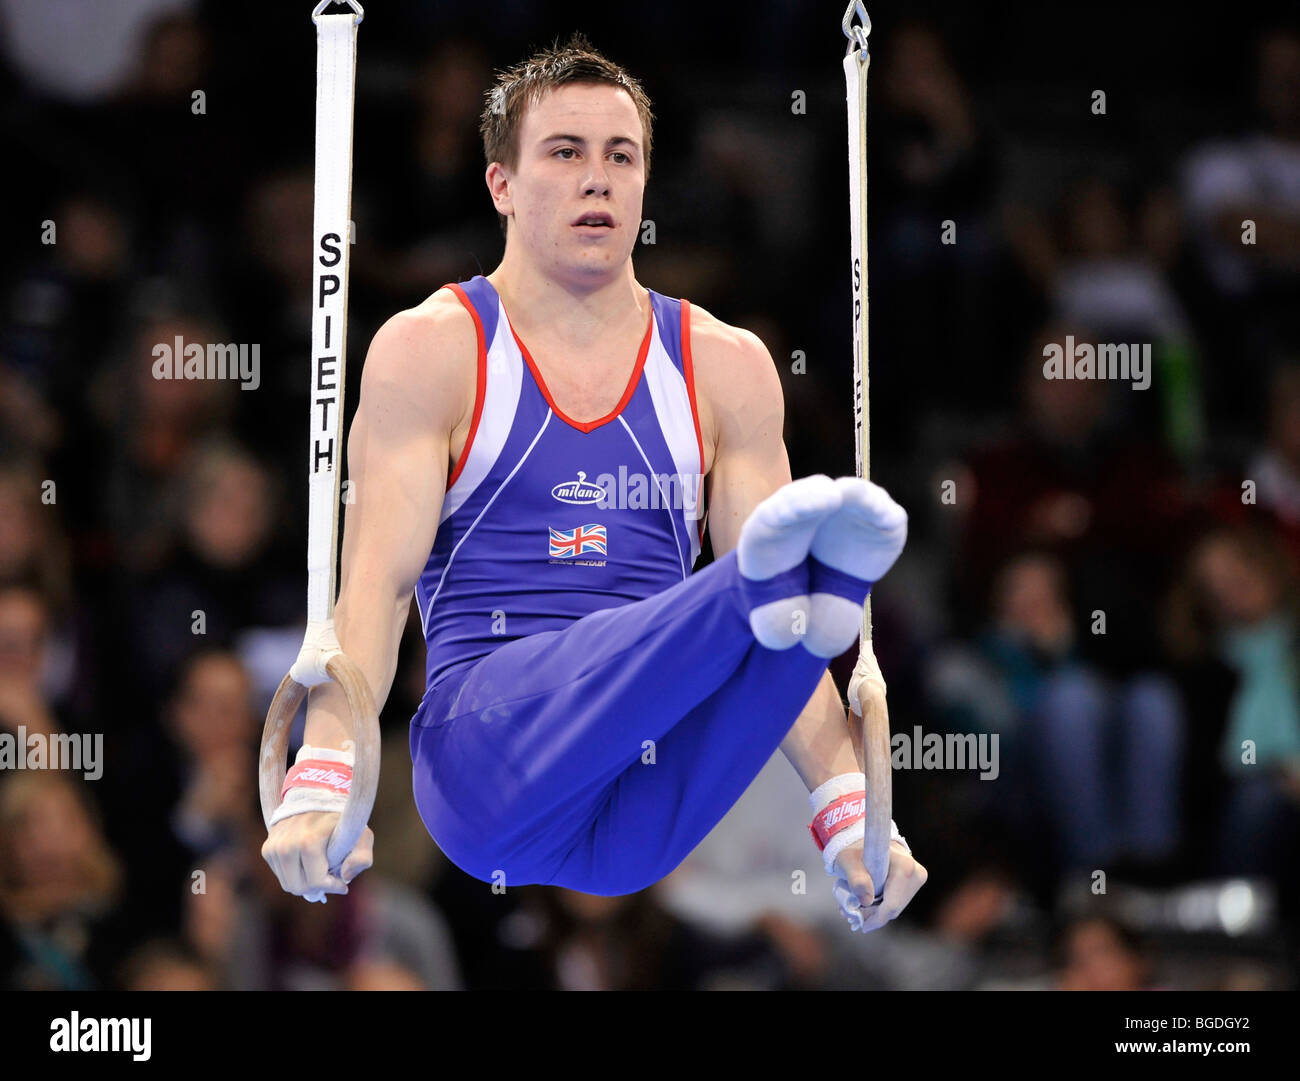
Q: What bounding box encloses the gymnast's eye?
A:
[611,152,631,164]
[554,147,577,159]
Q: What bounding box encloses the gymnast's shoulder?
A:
[357,290,478,422]
[682,300,785,430]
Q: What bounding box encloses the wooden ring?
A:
[858,679,893,905]
[259,652,380,872]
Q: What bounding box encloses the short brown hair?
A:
[480,32,655,237]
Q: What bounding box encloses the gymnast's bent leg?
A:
[409,477,901,893]
[410,546,830,891]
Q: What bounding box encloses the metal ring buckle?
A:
[841,0,870,59]
[311,0,364,27]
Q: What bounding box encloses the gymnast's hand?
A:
[831,837,927,934]
[261,813,374,901]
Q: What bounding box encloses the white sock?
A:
[804,478,908,658]
[736,475,841,650]
[803,594,866,658]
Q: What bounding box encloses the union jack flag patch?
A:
[549,523,607,558]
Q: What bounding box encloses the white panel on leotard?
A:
[422,410,552,635]
[642,320,703,568]
[440,296,524,525]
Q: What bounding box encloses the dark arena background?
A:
[0,0,1298,1009]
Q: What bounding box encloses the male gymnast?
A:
[263,34,927,934]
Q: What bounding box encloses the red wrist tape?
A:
[808,791,867,851]
[281,758,353,799]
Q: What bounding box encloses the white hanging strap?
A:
[843,1,871,645]
[260,2,378,902]
[292,2,363,687]
[842,2,891,906]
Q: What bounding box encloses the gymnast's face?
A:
[494,82,645,281]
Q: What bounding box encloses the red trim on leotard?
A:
[681,298,707,545]
[444,282,486,491]
[505,303,653,434]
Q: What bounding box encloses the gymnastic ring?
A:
[857,677,892,906]
[258,651,380,873]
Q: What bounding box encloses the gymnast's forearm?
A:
[779,668,862,791]
[303,588,407,751]
[297,308,455,755]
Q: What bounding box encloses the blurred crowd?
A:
[0,1,1297,989]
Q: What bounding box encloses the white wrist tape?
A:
[807,772,866,811]
[809,772,867,877]
[808,772,911,875]
[288,620,344,688]
[847,643,887,717]
[268,743,354,827]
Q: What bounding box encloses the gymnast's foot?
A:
[736,474,842,649]
[804,477,908,658]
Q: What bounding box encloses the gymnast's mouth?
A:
[572,213,614,227]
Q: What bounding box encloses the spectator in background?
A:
[1008,176,1188,342]
[118,938,217,991]
[978,913,1164,990]
[116,10,207,106]
[1006,175,1202,458]
[956,326,1189,675]
[1174,527,1300,895]
[90,313,238,576]
[526,885,786,991]
[1054,916,1157,991]
[0,366,61,465]
[178,850,240,990]
[1180,27,1300,426]
[0,466,93,724]
[105,11,233,285]
[0,191,139,524]
[0,773,128,989]
[164,650,261,864]
[199,831,463,991]
[222,167,345,473]
[344,957,429,991]
[0,466,73,613]
[226,169,315,382]
[122,439,299,709]
[659,752,865,989]
[0,0,195,104]
[1182,26,1300,298]
[103,647,274,956]
[660,750,989,990]
[0,584,64,738]
[98,649,277,953]
[930,552,1184,882]
[1051,178,1188,345]
[1227,363,1300,571]
[356,37,501,306]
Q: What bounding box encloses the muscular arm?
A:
[303,299,471,750]
[696,315,861,792]
[262,296,476,899]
